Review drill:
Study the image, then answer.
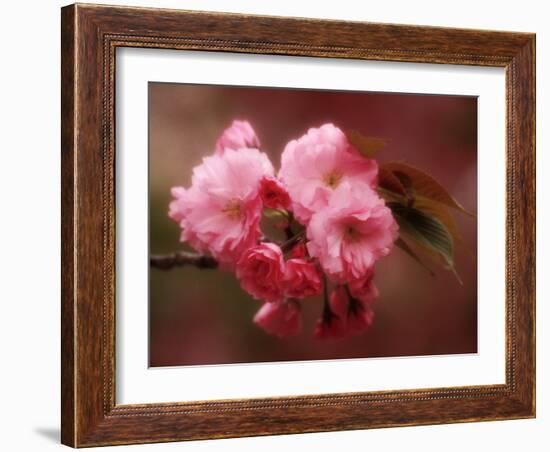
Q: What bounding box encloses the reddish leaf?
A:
[378,167,409,199]
[388,202,462,284]
[382,161,474,216]
[346,129,389,158]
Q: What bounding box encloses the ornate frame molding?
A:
[61,4,535,447]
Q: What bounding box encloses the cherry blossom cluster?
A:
[169,121,398,339]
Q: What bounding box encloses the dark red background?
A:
[148,82,477,367]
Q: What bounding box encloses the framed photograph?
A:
[61,3,535,447]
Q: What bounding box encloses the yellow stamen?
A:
[222,200,241,220]
[322,171,343,189]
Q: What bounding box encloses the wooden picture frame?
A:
[61,3,535,447]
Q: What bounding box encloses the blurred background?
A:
[149,82,477,367]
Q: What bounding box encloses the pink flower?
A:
[168,186,187,223]
[169,148,274,265]
[215,120,260,154]
[314,286,348,339]
[314,317,347,339]
[328,285,349,318]
[289,242,308,259]
[315,285,376,339]
[307,183,398,282]
[283,258,323,299]
[236,243,285,303]
[334,285,376,335]
[346,298,375,334]
[348,269,379,303]
[346,272,378,333]
[314,313,346,340]
[279,123,378,223]
[254,300,302,337]
[259,176,291,210]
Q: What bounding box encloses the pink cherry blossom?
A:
[314,317,347,339]
[169,148,274,265]
[289,242,308,259]
[346,297,375,334]
[215,120,260,154]
[314,288,348,339]
[167,120,405,339]
[316,285,376,339]
[254,300,302,337]
[283,258,323,299]
[259,176,291,210]
[307,183,398,282]
[328,285,349,318]
[279,123,378,223]
[332,285,376,335]
[348,269,379,303]
[236,243,286,303]
[168,186,187,223]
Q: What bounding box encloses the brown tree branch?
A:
[150,232,305,271]
[150,251,218,270]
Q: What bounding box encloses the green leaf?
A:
[382,161,474,216]
[389,202,462,284]
[346,129,389,158]
[413,197,463,246]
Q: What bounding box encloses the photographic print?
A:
[148,83,477,367]
[61,6,535,444]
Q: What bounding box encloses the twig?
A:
[151,231,304,271]
[150,251,218,270]
[321,275,331,321]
